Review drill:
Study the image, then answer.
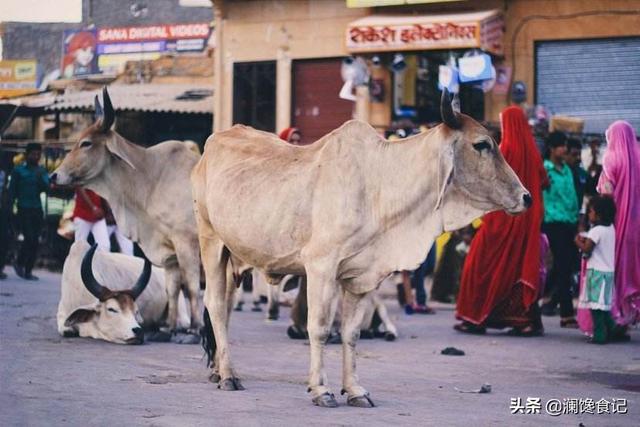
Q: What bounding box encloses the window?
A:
[233,61,276,132]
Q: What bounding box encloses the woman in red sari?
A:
[454,106,548,336]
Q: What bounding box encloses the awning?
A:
[46,83,214,115]
[346,10,503,55]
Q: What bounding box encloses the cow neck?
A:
[370,126,443,228]
[91,136,152,211]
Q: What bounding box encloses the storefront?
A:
[212,0,640,136]
[346,10,503,128]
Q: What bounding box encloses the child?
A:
[574,195,629,344]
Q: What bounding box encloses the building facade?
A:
[213,0,640,138]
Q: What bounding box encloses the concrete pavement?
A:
[1,269,638,426]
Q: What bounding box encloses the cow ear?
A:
[434,142,454,211]
[106,139,137,170]
[64,307,98,327]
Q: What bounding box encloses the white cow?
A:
[191,91,532,407]
[58,241,190,344]
[52,88,202,337]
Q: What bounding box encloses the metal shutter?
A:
[535,37,640,134]
[292,59,354,145]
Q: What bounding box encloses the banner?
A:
[0,60,39,98]
[346,10,503,55]
[61,29,99,78]
[95,22,211,74]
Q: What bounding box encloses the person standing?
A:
[104,201,134,255]
[454,106,547,336]
[575,195,629,344]
[541,131,580,327]
[8,143,49,280]
[73,188,110,251]
[597,120,640,328]
[566,138,588,211]
[0,153,13,280]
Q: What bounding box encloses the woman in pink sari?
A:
[597,120,640,327]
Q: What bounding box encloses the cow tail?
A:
[200,308,216,368]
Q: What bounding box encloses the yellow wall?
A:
[214,0,640,131]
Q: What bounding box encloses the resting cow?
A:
[58,241,190,344]
[51,88,202,337]
[191,90,532,407]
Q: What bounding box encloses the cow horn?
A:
[94,95,103,121]
[440,88,461,130]
[130,258,152,300]
[81,244,109,301]
[99,87,115,132]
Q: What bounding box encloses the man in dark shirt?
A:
[8,143,49,280]
[566,138,588,210]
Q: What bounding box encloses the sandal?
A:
[453,322,486,335]
[560,318,579,329]
[412,304,436,315]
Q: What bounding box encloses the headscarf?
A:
[597,120,640,325]
[456,106,547,324]
[279,127,300,143]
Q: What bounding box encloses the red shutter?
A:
[292,58,354,145]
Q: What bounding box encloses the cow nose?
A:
[522,193,532,208]
[50,172,57,183]
[132,327,144,341]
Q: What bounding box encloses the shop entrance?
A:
[535,37,640,133]
[292,58,354,145]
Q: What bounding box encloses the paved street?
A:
[1,269,638,426]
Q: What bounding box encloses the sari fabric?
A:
[456,106,547,326]
[597,120,640,326]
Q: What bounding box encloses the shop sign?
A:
[346,11,503,55]
[0,60,39,98]
[97,23,210,43]
[95,22,211,74]
[458,53,492,83]
[61,29,99,78]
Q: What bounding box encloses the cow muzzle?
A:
[507,192,532,214]
[126,327,145,345]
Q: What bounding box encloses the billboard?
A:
[96,23,211,74]
[61,29,99,78]
[0,60,39,98]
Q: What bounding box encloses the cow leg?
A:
[163,260,182,332]
[265,275,284,321]
[306,265,340,407]
[176,240,204,334]
[373,292,397,341]
[341,290,375,408]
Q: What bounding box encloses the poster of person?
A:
[61,29,98,78]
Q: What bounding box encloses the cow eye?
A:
[107,308,118,313]
[80,140,92,148]
[473,141,492,153]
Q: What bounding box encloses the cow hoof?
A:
[219,377,245,391]
[384,332,397,342]
[267,313,279,321]
[147,330,172,342]
[209,372,221,383]
[347,394,375,408]
[312,392,338,408]
[360,329,374,339]
[171,332,200,345]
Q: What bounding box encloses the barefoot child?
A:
[575,195,628,344]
